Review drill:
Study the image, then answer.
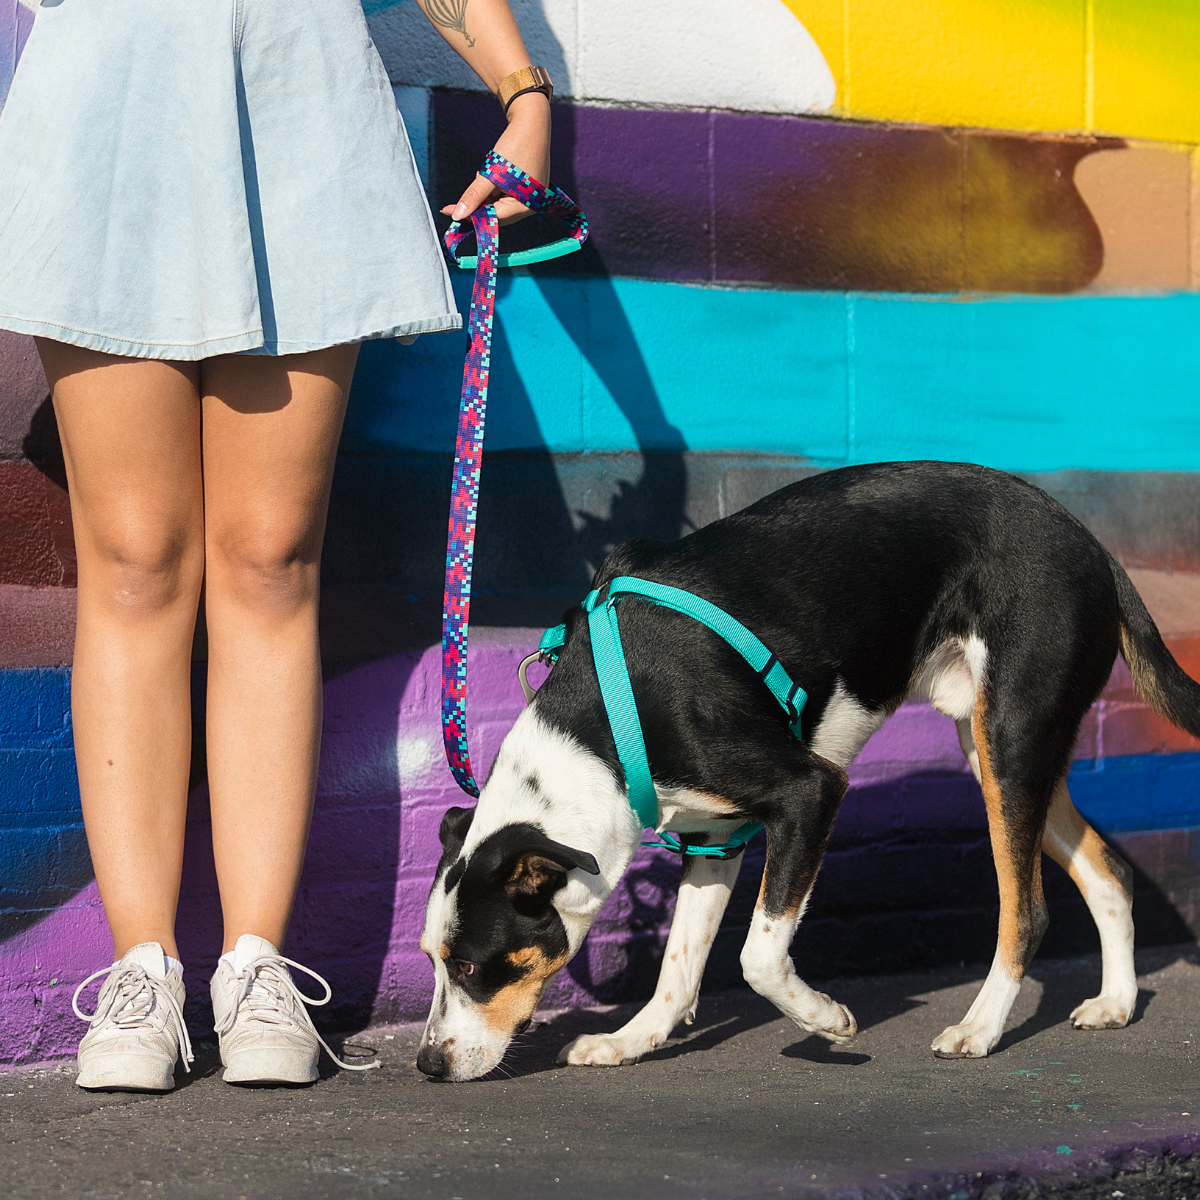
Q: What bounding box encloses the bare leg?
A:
[39,341,204,959]
[561,852,742,1066]
[199,346,357,953]
[738,761,856,1044]
[1043,782,1137,1028]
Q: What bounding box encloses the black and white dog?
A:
[417,461,1200,1081]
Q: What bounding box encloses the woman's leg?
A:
[38,340,204,960]
[199,345,357,953]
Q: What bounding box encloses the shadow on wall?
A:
[331,103,696,603]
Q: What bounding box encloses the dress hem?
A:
[0,312,463,361]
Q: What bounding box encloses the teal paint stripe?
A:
[348,278,1200,471]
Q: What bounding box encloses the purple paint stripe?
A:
[432,95,1108,294]
[3,636,1198,1065]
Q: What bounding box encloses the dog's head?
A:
[417,804,602,1080]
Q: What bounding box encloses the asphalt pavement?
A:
[3,946,1200,1200]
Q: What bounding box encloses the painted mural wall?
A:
[1,0,1199,1064]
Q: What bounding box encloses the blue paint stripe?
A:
[349,278,1200,472]
[1070,751,1200,833]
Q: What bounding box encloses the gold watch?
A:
[497,66,553,118]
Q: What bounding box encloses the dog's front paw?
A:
[1070,994,1133,1030]
[931,1021,995,1059]
[803,995,857,1045]
[558,1032,656,1067]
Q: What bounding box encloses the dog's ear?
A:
[499,832,599,903]
[439,805,475,851]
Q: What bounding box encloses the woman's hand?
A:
[440,92,552,227]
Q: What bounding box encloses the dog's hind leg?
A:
[933,703,1051,1058]
[1043,781,1137,1029]
[739,757,856,1044]
[559,851,742,1066]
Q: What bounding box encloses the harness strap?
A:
[440,154,588,797]
[541,576,808,857]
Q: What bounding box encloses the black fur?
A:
[438,824,598,1005]
[530,462,1200,922]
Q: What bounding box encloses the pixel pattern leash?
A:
[441,152,588,796]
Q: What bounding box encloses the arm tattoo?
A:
[427,0,474,47]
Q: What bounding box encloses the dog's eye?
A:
[450,959,476,977]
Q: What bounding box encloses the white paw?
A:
[799,994,857,1045]
[558,1031,659,1067]
[1071,994,1133,1030]
[931,1021,996,1059]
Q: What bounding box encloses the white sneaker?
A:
[73,942,192,1092]
[210,934,379,1085]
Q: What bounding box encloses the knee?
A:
[206,521,319,617]
[740,941,778,995]
[87,525,202,617]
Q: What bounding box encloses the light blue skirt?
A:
[0,0,461,360]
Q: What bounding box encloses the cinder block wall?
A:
[2,0,1200,1064]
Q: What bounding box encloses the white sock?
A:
[166,955,184,978]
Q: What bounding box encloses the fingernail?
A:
[452,203,468,221]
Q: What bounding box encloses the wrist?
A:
[497,65,553,120]
[503,89,550,124]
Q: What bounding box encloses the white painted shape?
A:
[393,85,431,188]
[577,0,835,113]
[368,0,834,115]
[809,679,887,768]
[370,0,579,96]
[395,731,436,785]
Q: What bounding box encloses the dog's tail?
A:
[1110,553,1200,738]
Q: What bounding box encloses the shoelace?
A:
[72,963,194,1072]
[213,953,379,1072]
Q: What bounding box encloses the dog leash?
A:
[440,152,588,797]
[530,578,806,857]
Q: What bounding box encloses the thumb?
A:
[450,174,499,222]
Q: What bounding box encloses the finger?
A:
[450,174,500,222]
[494,198,533,226]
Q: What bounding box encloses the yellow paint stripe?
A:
[782,0,1200,143]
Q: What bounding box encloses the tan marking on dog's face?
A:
[439,943,451,961]
[477,947,569,1034]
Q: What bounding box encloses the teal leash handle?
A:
[451,237,584,271]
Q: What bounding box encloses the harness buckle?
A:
[785,681,803,725]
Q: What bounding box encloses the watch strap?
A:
[498,65,553,115]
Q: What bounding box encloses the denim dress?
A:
[0,0,461,360]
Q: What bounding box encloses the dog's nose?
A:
[416,1042,448,1079]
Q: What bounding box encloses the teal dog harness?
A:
[533,577,808,858]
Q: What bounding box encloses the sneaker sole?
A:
[76,1060,176,1092]
[221,1048,319,1086]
